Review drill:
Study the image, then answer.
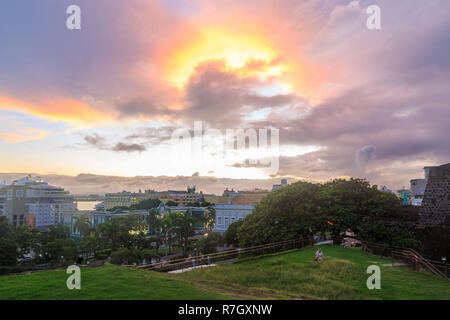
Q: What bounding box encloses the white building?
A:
[214,204,255,233]
[0,175,76,229]
[410,166,435,206]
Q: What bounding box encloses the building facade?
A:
[213,204,255,233]
[272,179,288,191]
[104,190,150,209]
[60,209,149,238]
[410,178,427,206]
[0,175,76,229]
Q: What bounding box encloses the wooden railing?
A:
[133,235,449,280]
[359,240,449,280]
[136,237,314,272]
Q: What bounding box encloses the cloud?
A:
[0,95,107,124]
[181,60,304,128]
[82,133,146,153]
[1,0,450,191]
[83,134,107,149]
[112,142,146,153]
[0,128,49,144]
[355,145,376,167]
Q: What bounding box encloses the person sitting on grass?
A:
[314,248,323,262]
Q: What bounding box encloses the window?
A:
[217,216,222,225]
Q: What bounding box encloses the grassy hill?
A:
[0,245,448,300]
[0,263,228,300]
[175,245,450,299]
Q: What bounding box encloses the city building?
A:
[380,186,393,193]
[214,204,255,233]
[420,163,450,227]
[158,186,205,206]
[230,190,269,205]
[409,166,436,206]
[0,175,76,229]
[396,187,411,205]
[60,209,149,238]
[222,188,241,197]
[203,194,233,205]
[104,190,149,209]
[272,179,288,191]
[410,179,427,206]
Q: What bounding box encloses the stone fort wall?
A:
[420,163,450,226]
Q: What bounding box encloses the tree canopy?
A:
[237,179,417,248]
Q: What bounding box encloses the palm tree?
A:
[204,205,216,231]
[74,214,92,239]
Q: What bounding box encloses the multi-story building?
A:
[222,188,241,197]
[214,204,255,233]
[106,186,206,208]
[0,175,76,229]
[60,209,150,238]
[230,190,269,205]
[410,179,427,206]
[162,204,210,230]
[104,190,149,209]
[272,179,288,191]
[409,166,436,206]
[203,194,233,205]
[158,186,205,206]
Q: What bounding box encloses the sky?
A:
[0,0,449,194]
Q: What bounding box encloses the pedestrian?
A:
[314,248,323,262]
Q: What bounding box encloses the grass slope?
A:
[0,264,228,300]
[1,245,448,300]
[175,245,450,300]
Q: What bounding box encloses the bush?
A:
[111,248,135,265]
[0,238,18,266]
[195,232,223,254]
[42,238,78,264]
[224,220,244,246]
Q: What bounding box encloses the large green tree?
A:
[237,179,418,248]
[237,181,322,247]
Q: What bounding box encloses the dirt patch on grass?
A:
[185,279,308,300]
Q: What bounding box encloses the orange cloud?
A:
[157,17,327,103]
[162,27,286,88]
[0,94,108,124]
[0,128,49,143]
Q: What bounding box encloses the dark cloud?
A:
[182,60,305,128]
[81,134,147,153]
[112,142,146,153]
[115,98,174,119]
[125,125,178,143]
[355,146,376,167]
[83,134,107,149]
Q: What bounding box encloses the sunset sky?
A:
[0,0,449,194]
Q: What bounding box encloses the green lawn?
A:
[0,264,228,300]
[1,245,448,300]
[174,245,450,300]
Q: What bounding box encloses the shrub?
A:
[111,248,135,265]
